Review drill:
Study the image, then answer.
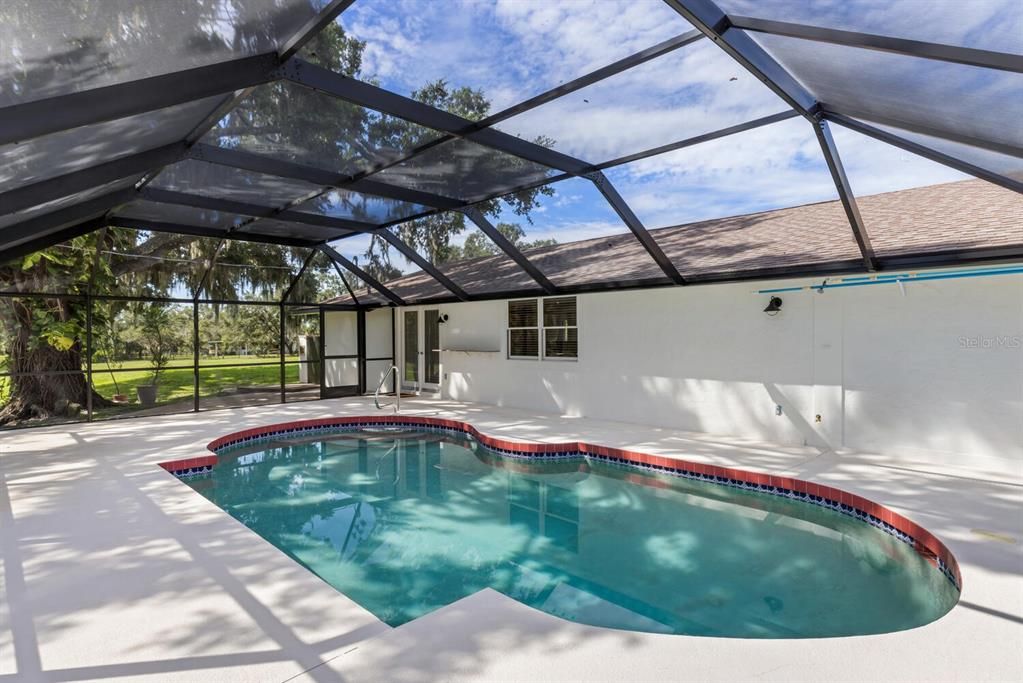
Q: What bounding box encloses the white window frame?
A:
[506,297,579,361]
[507,299,540,360]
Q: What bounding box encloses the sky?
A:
[326,0,1017,272]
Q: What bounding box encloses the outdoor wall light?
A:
[438,313,450,324]
[763,296,783,315]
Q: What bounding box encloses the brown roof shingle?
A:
[332,179,1023,304]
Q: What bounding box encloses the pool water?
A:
[187,430,958,638]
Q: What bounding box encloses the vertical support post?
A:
[279,303,286,404]
[192,303,200,412]
[85,294,93,422]
[391,307,396,395]
[318,306,326,398]
[813,119,878,271]
[357,308,367,394]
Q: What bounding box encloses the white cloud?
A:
[342,0,691,110]
[494,36,785,163]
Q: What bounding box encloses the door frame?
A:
[399,307,441,394]
[319,306,366,398]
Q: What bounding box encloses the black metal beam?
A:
[107,217,318,248]
[277,58,593,174]
[825,114,1023,195]
[596,110,799,170]
[281,249,318,301]
[586,171,686,285]
[813,119,878,271]
[279,0,358,61]
[461,207,559,294]
[193,238,227,302]
[326,31,704,190]
[132,1,357,222]
[0,53,279,146]
[661,0,818,118]
[355,172,573,234]
[819,104,1023,159]
[320,244,404,306]
[377,230,471,301]
[327,254,360,306]
[138,187,380,233]
[187,143,464,209]
[0,187,135,255]
[1,143,185,216]
[0,216,108,264]
[479,30,706,128]
[730,15,1023,73]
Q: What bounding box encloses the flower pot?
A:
[136,385,158,407]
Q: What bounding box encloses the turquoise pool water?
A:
[187,430,958,638]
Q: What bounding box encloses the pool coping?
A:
[158,414,962,592]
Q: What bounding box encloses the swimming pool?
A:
[179,424,959,638]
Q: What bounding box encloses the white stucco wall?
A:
[396,270,1023,469]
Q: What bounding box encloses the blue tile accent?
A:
[196,418,959,591]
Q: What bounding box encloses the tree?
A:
[457,223,558,262]
[361,80,557,282]
[0,19,556,421]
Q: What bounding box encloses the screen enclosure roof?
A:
[1,0,1020,306]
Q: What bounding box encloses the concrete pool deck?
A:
[0,397,1020,682]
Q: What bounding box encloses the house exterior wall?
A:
[390,270,1023,470]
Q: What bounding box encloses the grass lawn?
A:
[2,355,310,419]
[91,354,302,405]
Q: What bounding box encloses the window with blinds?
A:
[508,299,539,358]
[507,297,577,360]
[542,297,577,359]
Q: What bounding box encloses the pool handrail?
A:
[374,365,399,413]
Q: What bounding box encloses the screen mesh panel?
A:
[286,250,352,304]
[115,200,250,231]
[718,0,1023,55]
[751,33,1023,153]
[0,176,137,231]
[437,228,536,296]
[858,179,1023,257]
[294,188,428,225]
[236,217,343,243]
[149,160,322,209]
[603,117,843,227]
[494,37,782,164]
[198,240,309,301]
[312,0,690,109]
[0,232,99,293]
[863,122,1023,183]
[373,138,556,201]
[98,227,222,298]
[0,97,221,193]
[0,0,324,107]
[203,81,445,176]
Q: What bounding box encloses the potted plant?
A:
[135,307,171,408]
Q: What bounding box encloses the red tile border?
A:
[158,414,961,591]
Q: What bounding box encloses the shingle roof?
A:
[331,179,1023,305]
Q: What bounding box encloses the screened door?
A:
[323,310,360,397]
